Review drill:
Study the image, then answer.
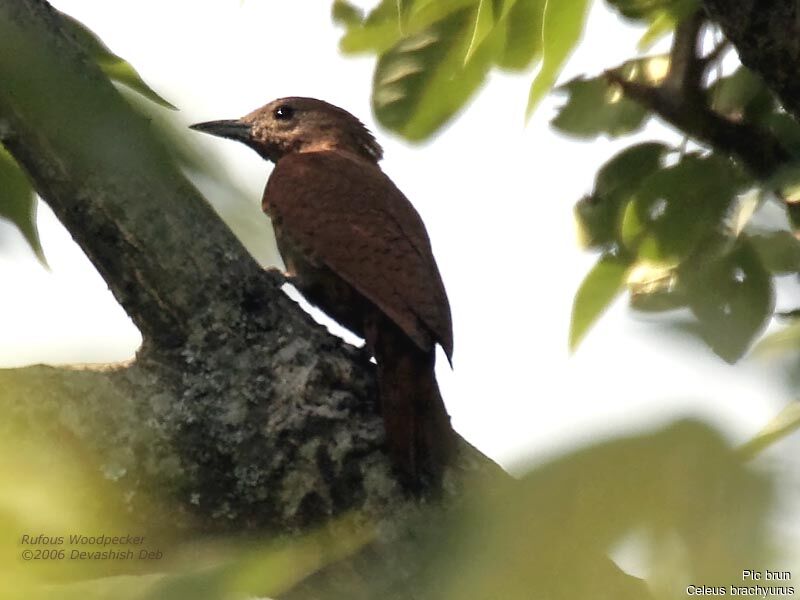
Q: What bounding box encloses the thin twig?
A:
[665,10,706,94]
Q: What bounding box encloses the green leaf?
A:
[526,0,592,117]
[569,255,630,351]
[621,154,747,262]
[764,113,800,158]
[628,260,687,312]
[630,282,687,312]
[99,59,176,110]
[709,67,774,122]
[495,0,545,71]
[372,6,503,140]
[729,188,762,237]
[576,142,668,248]
[339,0,475,55]
[553,54,670,139]
[408,0,475,22]
[765,163,800,223]
[637,10,676,49]
[738,402,800,460]
[594,143,669,200]
[445,420,771,599]
[620,200,648,252]
[754,319,800,357]
[0,145,47,266]
[59,12,176,110]
[464,0,495,64]
[749,230,800,274]
[682,238,774,363]
[768,147,800,230]
[332,0,364,26]
[338,0,402,53]
[552,77,647,139]
[633,0,700,50]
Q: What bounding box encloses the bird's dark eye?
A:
[273,105,294,121]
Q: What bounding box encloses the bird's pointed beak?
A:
[189,119,253,143]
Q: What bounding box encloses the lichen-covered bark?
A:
[702,0,800,122]
[0,330,394,534]
[0,350,497,596]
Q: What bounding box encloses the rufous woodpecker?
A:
[191,97,455,489]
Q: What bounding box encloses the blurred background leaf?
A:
[335,0,583,138]
[710,67,775,123]
[553,75,649,139]
[0,146,45,266]
[59,12,176,110]
[133,517,372,600]
[570,255,630,351]
[525,0,592,117]
[370,7,500,140]
[553,55,669,139]
[605,0,699,50]
[575,142,670,249]
[331,0,364,27]
[331,0,698,139]
[738,401,800,460]
[682,237,774,362]
[749,230,800,274]
[494,0,545,71]
[434,420,772,600]
[756,318,800,356]
[464,0,495,64]
[621,154,747,263]
[0,430,173,592]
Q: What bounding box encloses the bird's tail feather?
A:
[369,317,455,490]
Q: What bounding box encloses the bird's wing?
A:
[264,150,453,359]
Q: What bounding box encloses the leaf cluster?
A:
[566,54,800,362]
[332,0,700,139]
[333,0,590,139]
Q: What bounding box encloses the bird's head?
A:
[190,97,383,164]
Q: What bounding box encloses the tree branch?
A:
[0,1,277,348]
[0,361,508,596]
[664,10,706,96]
[605,10,790,180]
[702,0,800,124]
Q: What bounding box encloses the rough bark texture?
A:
[0,2,503,593]
[702,0,800,123]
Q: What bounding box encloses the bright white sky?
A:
[0,0,791,472]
